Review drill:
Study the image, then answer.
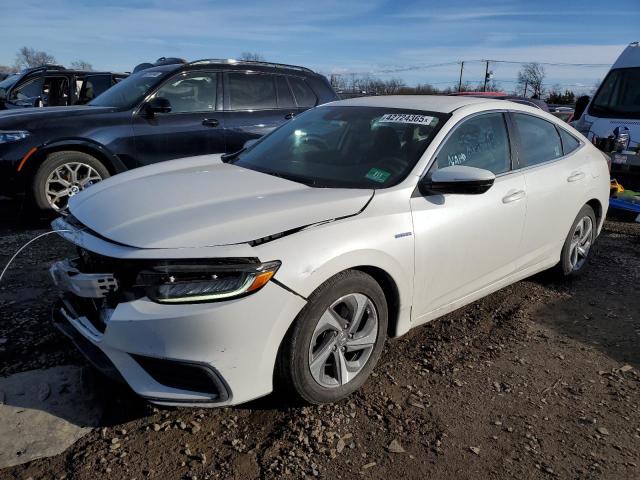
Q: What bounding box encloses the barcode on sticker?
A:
[379,113,434,125]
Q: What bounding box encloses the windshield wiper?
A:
[264,170,318,186]
[221,148,245,163]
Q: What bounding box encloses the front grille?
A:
[62,292,108,333]
[131,354,230,401]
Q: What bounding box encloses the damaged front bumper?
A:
[49,218,307,407]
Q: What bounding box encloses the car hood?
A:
[0,106,116,126]
[69,160,373,249]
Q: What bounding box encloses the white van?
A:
[574,42,640,177]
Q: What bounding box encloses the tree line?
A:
[0,48,581,105]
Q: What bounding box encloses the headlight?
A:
[0,130,30,143]
[137,260,281,303]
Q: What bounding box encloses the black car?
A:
[0,65,127,110]
[0,59,337,212]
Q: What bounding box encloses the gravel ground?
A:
[0,201,639,480]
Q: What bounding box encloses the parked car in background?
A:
[0,59,337,212]
[49,95,609,407]
[572,41,640,187]
[451,91,550,111]
[0,65,127,109]
[547,105,574,123]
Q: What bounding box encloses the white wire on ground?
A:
[0,229,72,284]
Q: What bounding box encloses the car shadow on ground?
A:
[526,220,640,370]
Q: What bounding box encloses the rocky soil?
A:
[0,202,638,479]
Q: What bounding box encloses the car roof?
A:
[612,41,640,69]
[137,61,319,77]
[325,95,504,113]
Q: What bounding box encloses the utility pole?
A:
[483,60,490,92]
[458,61,464,92]
[523,79,528,97]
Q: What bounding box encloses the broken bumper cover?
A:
[50,266,307,407]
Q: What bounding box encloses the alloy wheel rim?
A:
[569,216,593,271]
[308,292,378,388]
[45,162,103,211]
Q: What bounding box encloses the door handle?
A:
[502,190,526,204]
[567,171,585,182]
[284,112,296,120]
[202,118,219,127]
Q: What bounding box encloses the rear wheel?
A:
[277,270,388,404]
[32,151,109,213]
[558,205,596,277]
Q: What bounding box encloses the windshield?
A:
[231,106,447,189]
[590,67,640,119]
[0,74,20,100]
[88,70,167,108]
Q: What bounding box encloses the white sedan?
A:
[50,96,609,406]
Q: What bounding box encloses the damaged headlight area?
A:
[136,260,281,304]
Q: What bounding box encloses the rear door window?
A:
[512,113,562,167]
[289,77,317,108]
[227,72,277,110]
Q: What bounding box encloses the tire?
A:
[32,151,110,213]
[557,204,597,277]
[276,270,388,404]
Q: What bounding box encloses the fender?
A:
[255,209,416,338]
[28,138,128,175]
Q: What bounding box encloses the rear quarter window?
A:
[558,128,581,155]
[513,113,563,167]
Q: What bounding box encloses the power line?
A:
[482,59,610,67]
[333,57,610,77]
[342,61,460,76]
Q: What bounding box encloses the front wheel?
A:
[558,205,596,277]
[32,151,110,213]
[276,270,388,404]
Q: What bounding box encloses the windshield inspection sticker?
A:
[366,167,391,183]
[379,113,434,125]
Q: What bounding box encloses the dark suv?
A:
[0,59,337,212]
[0,65,127,110]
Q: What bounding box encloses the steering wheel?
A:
[301,135,329,151]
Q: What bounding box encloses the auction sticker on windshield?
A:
[366,167,391,183]
[378,113,435,125]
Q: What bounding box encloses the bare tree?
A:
[14,47,56,70]
[329,73,348,91]
[239,52,265,61]
[0,64,18,75]
[70,60,93,71]
[517,62,546,98]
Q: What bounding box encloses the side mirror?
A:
[419,165,495,195]
[144,96,172,116]
[243,139,258,149]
